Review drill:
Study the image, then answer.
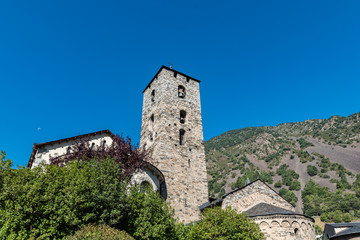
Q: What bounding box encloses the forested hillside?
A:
[205,112,360,222]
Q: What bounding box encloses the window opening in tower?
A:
[178,85,185,98]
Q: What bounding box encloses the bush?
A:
[67,224,134,240]
[274,181,282,188]
[0,157,129,239]
[307,165,318,176]
[126,187,179,240]
[187,207,264,240]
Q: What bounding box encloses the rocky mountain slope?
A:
[205,112,360,213]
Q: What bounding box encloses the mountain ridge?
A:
[205,112,360,215]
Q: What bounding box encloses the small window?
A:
[178,85,185,98]
[150,114,154,122]
[151,89,155,102]
[149,132,153,141]
[179,129,185,145]
[102,140,106,148]
[188,159,191,167]
[140,181,152,193]
[294,228,299,235]
[66,147,71,155]
[180,110,186,124]
[90,143,95,151]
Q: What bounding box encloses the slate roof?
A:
[324,222,360,239]
[244,202,296,217]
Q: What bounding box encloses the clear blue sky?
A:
[1,0,360,166]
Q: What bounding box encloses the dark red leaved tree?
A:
[50,134,148,179]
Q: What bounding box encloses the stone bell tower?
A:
[140,66,209,223]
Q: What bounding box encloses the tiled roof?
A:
[244,202,296,217]
[324,222,360,239]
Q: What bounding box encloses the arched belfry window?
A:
[179,129,185,145]
[151,89,155,102]
[180,110,186,124]
[178,85,185,98]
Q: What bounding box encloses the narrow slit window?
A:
[178,85,185,98]
[180,110,186,124]
[179,129,185,145]
[150,114,154,122]
[66,147,71,155]
[102,140,106,149]
[151,89,155,102]
[90,143,95,151]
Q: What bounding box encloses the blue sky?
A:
[1,0,359,166]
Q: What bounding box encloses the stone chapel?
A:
[28,66,315,239]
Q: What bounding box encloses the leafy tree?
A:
[187,207,264,240]
[307,165,318,176]
[50,134,147,179]
[0,157,129,239]
[126,187,179,240]
[278,188,298,207]
[67,224,134,240]
[274,181,282,188]
[289,180,301,191]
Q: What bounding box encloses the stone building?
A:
[140,66,209,223]
[27,65,315,237]
[201,179,315,240]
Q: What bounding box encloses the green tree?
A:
[0,158,129,239]
[187,207,264,240]
[67,224,134,240]
[126,187,179,240]
[307,165,318,176]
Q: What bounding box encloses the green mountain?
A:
[205,112,360,219]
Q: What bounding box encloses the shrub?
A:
[307,165,318,176]
[67,224,134,240]
[0,158,128,239]
[274,181,282,188]
[126,187,179,240]
[187,207,264,240]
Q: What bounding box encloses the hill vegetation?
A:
[205,112,360,221]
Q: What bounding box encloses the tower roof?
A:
[143,65,200,92]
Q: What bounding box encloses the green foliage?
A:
[0,157,128,239]
[276,164,299,187]
[295,150,314,163]
[307,165,318,176]
[187,207,264,240]
[67,224,134,240]
[297,138,314,149]
[0,154,181,240]
[126,187,179,240]
[315,225,322,235]
[278,188,298,207]
[289,180,301,191]
[302,179,360,220]
[274,181,282,188]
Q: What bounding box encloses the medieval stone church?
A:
[28,66,315,239]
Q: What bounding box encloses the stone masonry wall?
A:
[253,215,315,240]
[222,180,295,213]
[140,67,209,223]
